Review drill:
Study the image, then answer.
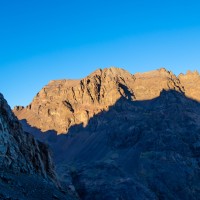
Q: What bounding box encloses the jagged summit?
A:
[13,67,200,133]
[134,67,174,78]
[90,66,129,74]
[178,70,200,80]
[86,67,133,81]
[101,67,131,76]
[179,69,199,76]
[14,67,137,133]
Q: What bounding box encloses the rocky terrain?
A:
[14,67,187,134]
[178,70,200,101]
[0,93,77,199]
[14,67,200,199]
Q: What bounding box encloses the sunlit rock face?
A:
[14,67,187,134]
[14,67,135,133]
[0,93,76,200]
[179,70,200,101]
[133,68,184,100]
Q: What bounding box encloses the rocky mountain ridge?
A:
[12,67,200,199]
[14,67,200,134]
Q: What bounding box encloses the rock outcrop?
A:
[14,67,187,134]
[0,93,76,199]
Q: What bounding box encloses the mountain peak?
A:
[179,70,199,78]
[134,67,174,79]
[158,67,169,72]
[103,66,129,74]
[13,67,200,133]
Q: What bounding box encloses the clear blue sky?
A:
[1,0,200,107]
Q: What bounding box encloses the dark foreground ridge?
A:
[0,94,77,199]
[21,89,200,200]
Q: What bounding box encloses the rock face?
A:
[14,67,200,199]
[14,67,186,134]
[0,93,76,199]
[179,70,200,101]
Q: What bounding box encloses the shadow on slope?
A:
[20,89,200,199]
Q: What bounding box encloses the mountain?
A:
[13,67,200,199]
[14,67,186,134]
[0,93,77,199]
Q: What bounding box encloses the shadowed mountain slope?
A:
[14,67,191,134]
[20,90,200,200]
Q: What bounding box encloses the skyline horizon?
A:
[1,1,200,108]
[3,66,200,109]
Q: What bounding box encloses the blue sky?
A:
[1,0,200,107]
